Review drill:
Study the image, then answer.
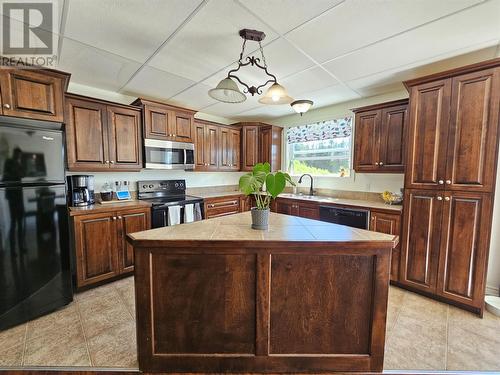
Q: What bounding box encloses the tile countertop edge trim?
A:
[68,201,152,216]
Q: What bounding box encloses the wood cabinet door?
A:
[219,126,232,171]
[194,122,206,170]
[143,105,175,140]
[370,210,401,281]
[0,69,64,122]
[275,199,294,216]
[73,212,119,288]
[379,104,407,172]
[229,128,241,171]
[172,111,194,143]
[405,79,451,189]
[204,124,219,170]
[107,106,142,170]
[296,203,319,220]
[242,126,259,171]
[118,208,150,273]
[259,126,272,165]
[399,189,443,293]
[445,68,500,193]
[436,192,492,309]
[65,97,110,171]
[354,110,381,172]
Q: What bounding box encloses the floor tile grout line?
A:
[20,322,28,366]
[75,299,93,367]
[113,281,135,320]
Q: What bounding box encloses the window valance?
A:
[286,117,352,144]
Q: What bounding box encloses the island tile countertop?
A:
[191,190,244,199]
[68,200,152,216]
[128,211,398,246]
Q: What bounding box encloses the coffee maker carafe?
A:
[67,175,95,206]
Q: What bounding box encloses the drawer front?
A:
[205,197,241,219]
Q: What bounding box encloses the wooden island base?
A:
[128,212,398,373]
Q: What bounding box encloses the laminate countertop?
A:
[68,200,152,216]
[127,211,398,246]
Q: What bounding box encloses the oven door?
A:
[144,139,194,170]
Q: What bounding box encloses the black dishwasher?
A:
[319,206,370,229]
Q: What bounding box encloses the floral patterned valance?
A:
[286,117,352,144]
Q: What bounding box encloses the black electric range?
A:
[137,179,204,228]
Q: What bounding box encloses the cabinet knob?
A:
[438,180,444,185]
[3,104,11,109]
[379,161,384,166]
[110,161,115,164]
[446,180,451,185]
[444,197,450,201]
[112,216,117,220]
[105,160,110,164]
[375,162,379,166]
[118,215,122,219]
[437,196,443,201]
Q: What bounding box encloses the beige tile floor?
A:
[1,276,499,371]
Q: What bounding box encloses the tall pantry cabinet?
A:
[400,59,500,315]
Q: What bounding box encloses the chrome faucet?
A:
[298,174,314,196]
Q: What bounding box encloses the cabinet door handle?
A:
[375,162,379,166]
[112,216,117,220]
[446,180,451,185]
[118,215,122,219]
[437,196,443,201]
[444,197,450,201]
[438,180,444,185]
[3,104,11,109]
[379,162,384,166]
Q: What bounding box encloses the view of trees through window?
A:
[287,137,351,177]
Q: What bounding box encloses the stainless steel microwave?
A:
[144,139,195,170]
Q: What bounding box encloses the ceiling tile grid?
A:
[5,0,495,121]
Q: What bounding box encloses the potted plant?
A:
[239,162,295,230]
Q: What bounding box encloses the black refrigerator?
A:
[0,117,73,331]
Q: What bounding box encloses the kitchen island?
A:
[127,212,398,373]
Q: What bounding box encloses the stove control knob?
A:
[180,182,184,188]
[149,184,154,188]
[175,183,179,187]
[143,184,147,189]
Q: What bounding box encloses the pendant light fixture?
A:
[291,99,314,116]
[208,29,293,105]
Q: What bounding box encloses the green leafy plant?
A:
[239,162,295,210]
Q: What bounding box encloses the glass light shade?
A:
[258,83,294,105]
[291,99,313,115]
[208,77,246,103]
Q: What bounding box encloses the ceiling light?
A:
[208,28,293,105]
[291,100,314,116]
[258,83,294,105]
[208,77,246,103]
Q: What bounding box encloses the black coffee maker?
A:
[67,175,95,206]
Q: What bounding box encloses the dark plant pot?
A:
[100,191,113,201]
[251,207,269,230]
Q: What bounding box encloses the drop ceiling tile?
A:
[286,0,484,63]
[348,44,499,96]
[202,94,263,118]
[324,1,500,82]
[58,37,141,91]
[281,66,339,97]
[237,0,344,34]
[121,65,195,101]
[168,83,218,111]
[302,84,360,108]
[64,0,203,63]
[233,105,294,121]
[148,0,278,82]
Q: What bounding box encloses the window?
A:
[286,117,352,177]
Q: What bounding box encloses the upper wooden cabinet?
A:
[236,122,283,171]
[194,119,240,172]
[352,99,408,173]
[0,68,70,122]
[404,62,500,192]
[132,98,195,143]
[65,94,142,171]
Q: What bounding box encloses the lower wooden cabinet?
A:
[204,196,241,219]
[369,209,401,282]
[72,207,150,288]
[400,189,492,314]
[274,198,320,220]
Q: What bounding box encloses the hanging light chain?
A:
[238,38,247,64]
[258,41,267,68]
